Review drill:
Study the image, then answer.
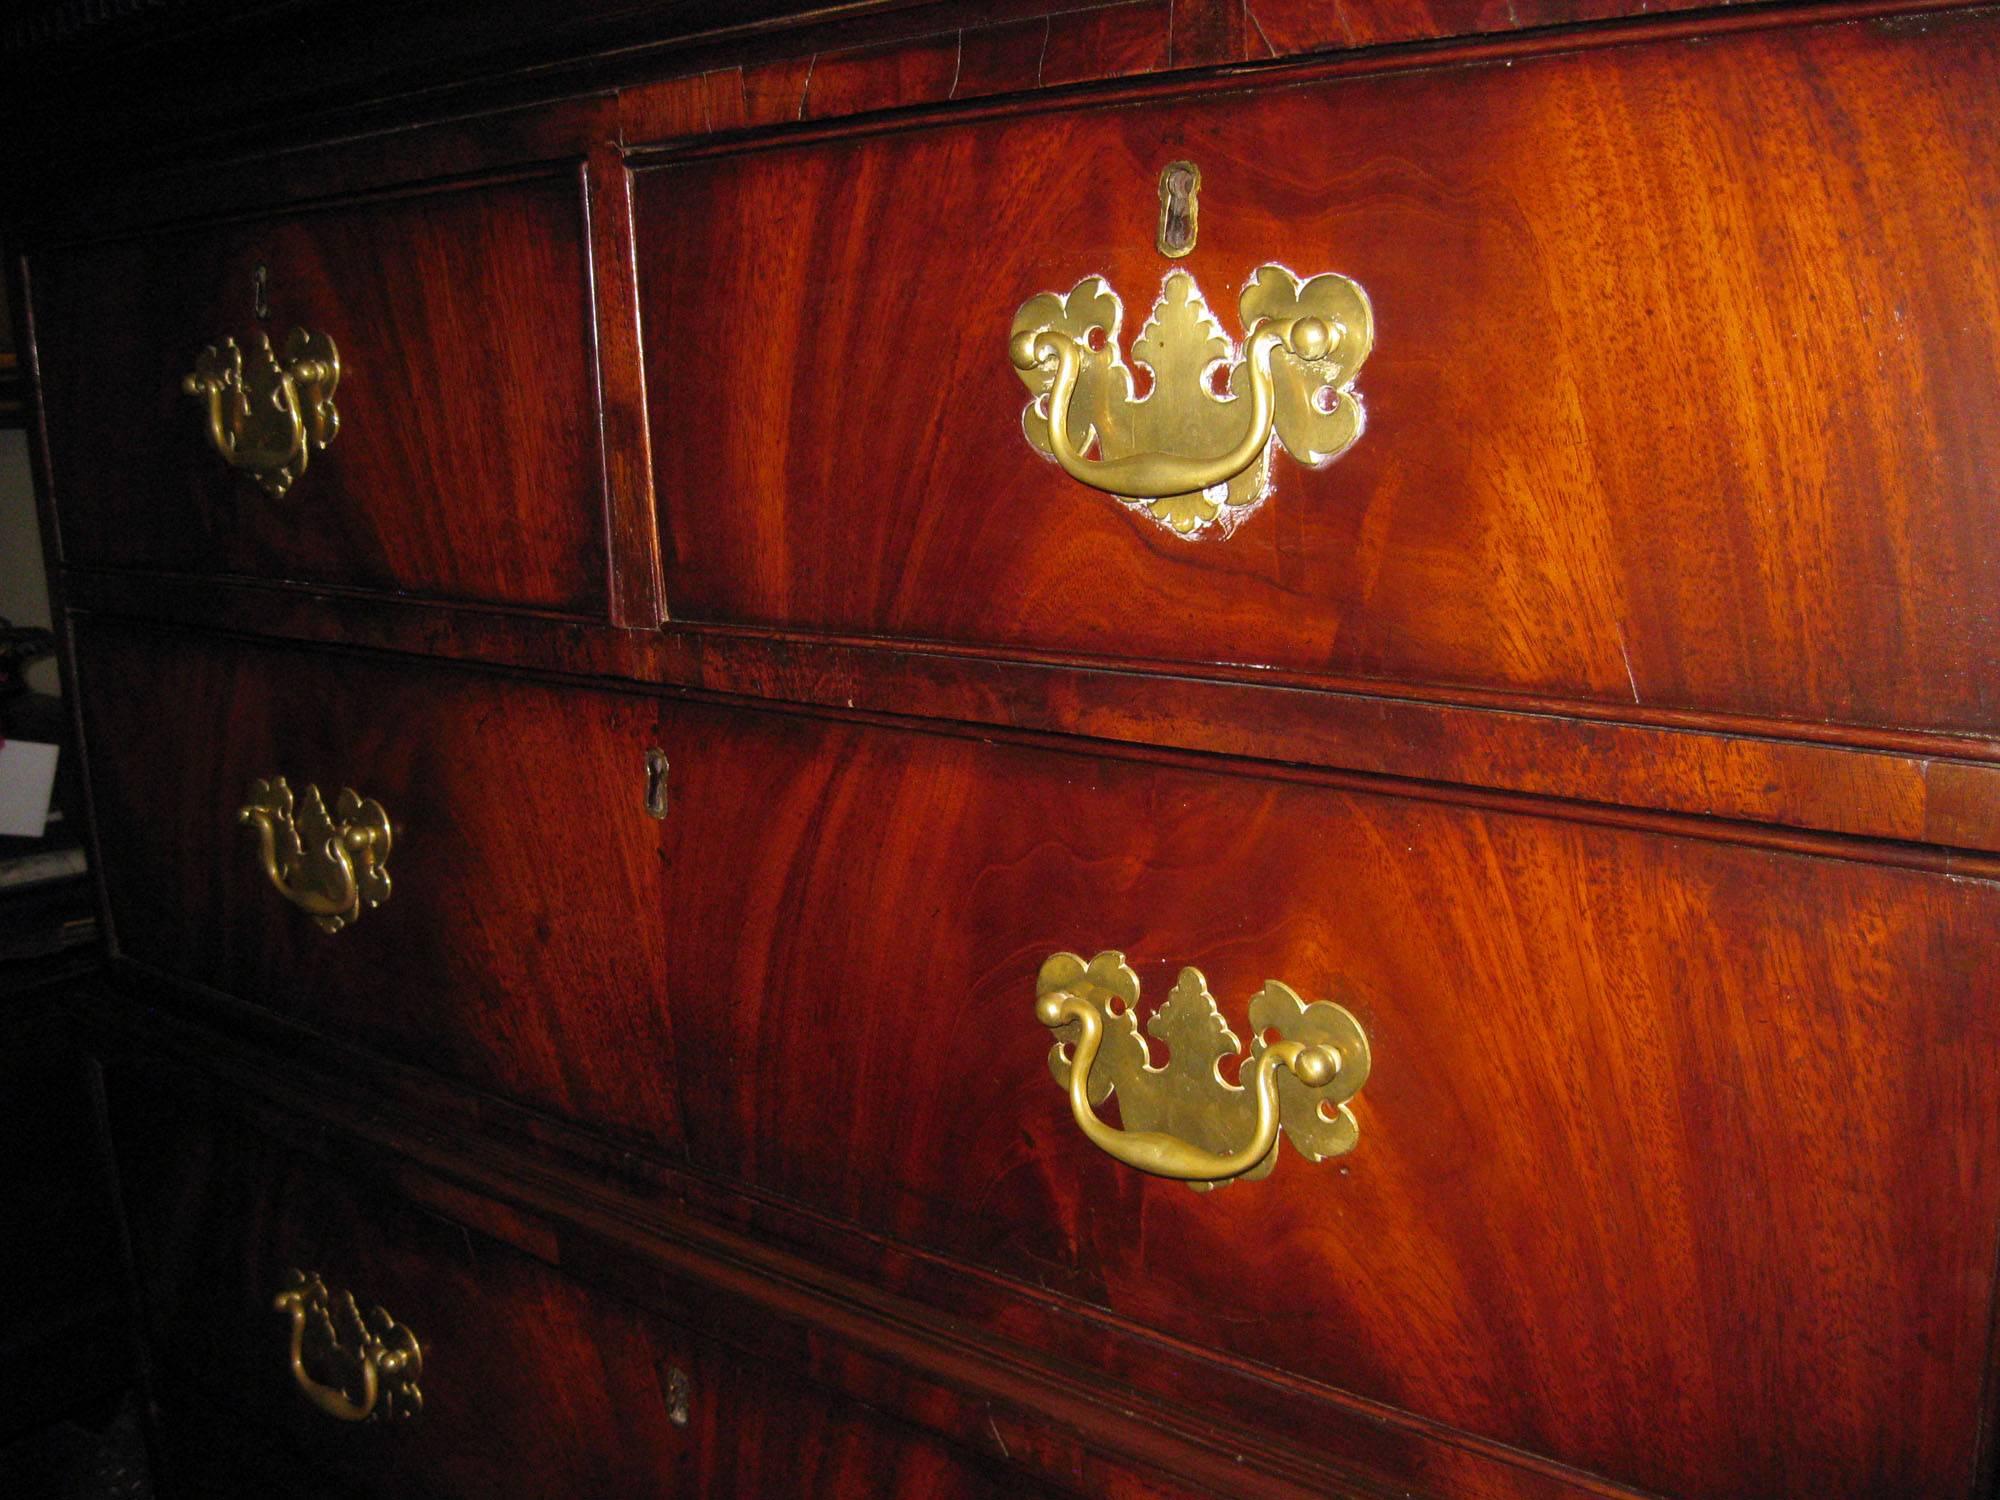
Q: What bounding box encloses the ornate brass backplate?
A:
[1010,263,1372,538]
[273,1270,423,1422]
[181,327,340,498]
[238,776,392,934]
[1035,950,1371,1190]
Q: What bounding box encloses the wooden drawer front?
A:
[104,1061,691,1500]
[33,172,607,613]
[649,702,2000,1500]
[105,1062,1049,1500]
[638,13,2000,737]
[73,619,678,1149]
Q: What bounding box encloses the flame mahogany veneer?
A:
[14,1,2000,1497]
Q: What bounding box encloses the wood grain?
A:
[32,170,609,614]
[78,978,1689,1500]
[70,619,681,1155]
[62,570,2000,858]
[638,12,2000,738]
[644,697,2000,1500]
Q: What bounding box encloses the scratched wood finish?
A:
[31,171,608,613]
[639,13,2000,738]
[644,698,2000,1500]
[105,1058,1056,1500]
[70,619,681,1154]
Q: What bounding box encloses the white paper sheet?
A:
[0,738,60,838]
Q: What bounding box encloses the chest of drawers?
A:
[11,1,2000,1495]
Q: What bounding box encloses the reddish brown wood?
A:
[953,18,1055,100]
[60,568,2000,857]
[586,143,667,627]
[803,32,964,119]
[1043,2,1174,84]
[70,619,681,1155]
[88,987,1617,1500]
[640,698,2000,1500]
[32,169,609,614]
[637,14,2000,738]
[1170,0,1249,65]
[20,3,2000,1498]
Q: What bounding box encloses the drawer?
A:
[104,1061,1035,1500]
[643,701,2000,1500]
[636,12,2000,737]
[31,171,607,613]
[72,618,679,1149]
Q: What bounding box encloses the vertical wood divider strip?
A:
[585,140,666,626]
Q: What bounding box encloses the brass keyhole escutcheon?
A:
[644,748,669,820]
[1156,160,1200,259]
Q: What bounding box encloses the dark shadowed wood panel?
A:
[673,1331,1068,1498]
[106,1058,1064,1500]
[70,619,680,1153]
[106,1061,695,1500]
[32,172,608,613]
[647,699,2000,1500]
[638,13,2000,737]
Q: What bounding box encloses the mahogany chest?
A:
[11,1,2000,1495]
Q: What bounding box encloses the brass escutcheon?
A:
[238,776,392,934]
[1011,165,1372,538]
[182,326,340,498]
[1036,950,1371,1190]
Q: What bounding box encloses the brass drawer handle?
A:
[238,777,392,934]
[1010,261,1370,537]
[181,326,340,499]
[273,1270,423,1422]
[1035,950,1370,1190]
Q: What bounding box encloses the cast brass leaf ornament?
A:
[1037,950,1371,1190]
[182,326,340,498]
[1010,261,1372,538]
[238,776,393,934]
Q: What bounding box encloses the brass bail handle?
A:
[1035,950,1372,1190]
[272,1272,423,1423]
[1008,314,1337,500]
[181,313,341,499]
[1036,989,1341,1180]
[238,777,393,935]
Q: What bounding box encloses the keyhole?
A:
[252,264,270,320]
[1156,160,1201,259]
[643,748,669,819]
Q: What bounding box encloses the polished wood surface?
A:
[65,568,2000,858]
[18,1,2000,1496]
[72,619,680,1153]
[646,697,2000,1500]
[32,171,608,613]
[639,11,2000,738]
